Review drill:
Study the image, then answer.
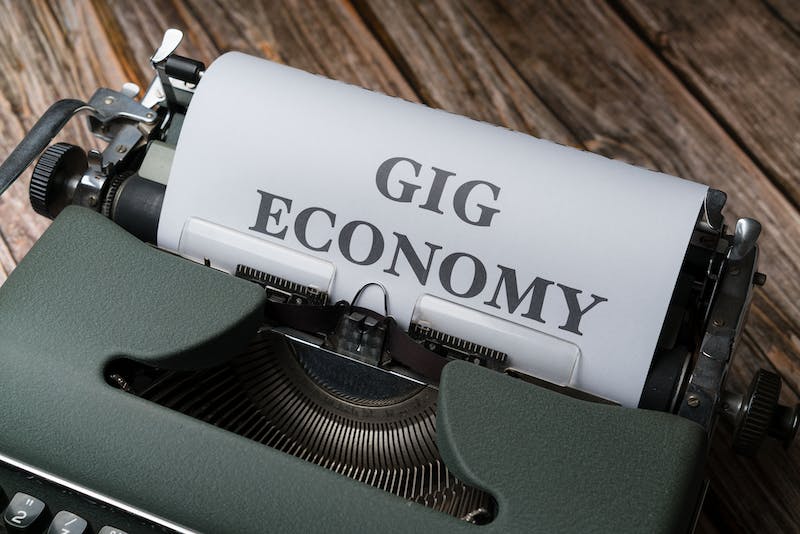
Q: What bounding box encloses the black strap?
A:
[0,99,88,197]
[264,300,448,381]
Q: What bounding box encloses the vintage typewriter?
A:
[0,30,796,534]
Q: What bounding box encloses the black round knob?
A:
[30,142,87,218]
[732,369,781,456]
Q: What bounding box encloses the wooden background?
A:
[0,1,798,532]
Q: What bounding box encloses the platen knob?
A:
[29,142,88,218]
[732,370,781,456]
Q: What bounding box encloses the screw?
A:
[145,112,155,120]
[107,373,132,393]
[687,395,700,408]
[115,145,128,153]
[88,195,97,207]
[103,96,115,105]
[713,318,725,327]
[753,272,767,286]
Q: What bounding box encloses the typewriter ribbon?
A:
[152,52,707,407]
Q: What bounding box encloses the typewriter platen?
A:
[0,30,796,534]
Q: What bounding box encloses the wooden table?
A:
[0,1,797,532]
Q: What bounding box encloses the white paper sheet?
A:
[158,52,707,406]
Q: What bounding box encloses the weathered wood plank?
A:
[0,235,15,285]
[0,0,130,266]
[764,0,800,36]
[357,0,800,531]
[353,0,576,144]
[615,0,800,210]
[101,0,417,99]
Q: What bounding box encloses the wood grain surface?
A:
[0,1,797,532]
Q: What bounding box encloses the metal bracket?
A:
[87,88,157,125]
[678,221,759,432]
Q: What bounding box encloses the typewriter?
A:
[0,30,796,534]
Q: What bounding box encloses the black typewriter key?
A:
[98,527,129,534]
[3,492,47,531]
[47,511,88,534]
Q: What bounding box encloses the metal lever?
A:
[703,189,727,231]
[151,28,184,63]
[0,99,93,198]
[151,29,184,110]
[730,218,761,261]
